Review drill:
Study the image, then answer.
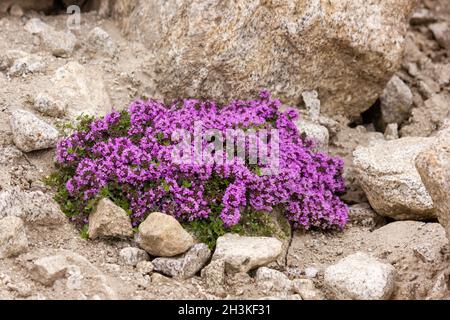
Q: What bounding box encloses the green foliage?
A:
[184,207,282,249]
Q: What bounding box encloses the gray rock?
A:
[117,0,416,119]
[0,146,22,165]
[212,233,282,273]
[9,4,24,17]
[50,62,112,118]
[348,203,385,230]
[324,252,396,300]
[10,109,59,152]
[302,90,321,122]
[138,212,194,257]
[368,221,448,264]
[27,249,118,299]
[384,123,399,140]
[429,22,450,50]
[152,243,211,279]
[416,127,450,242]
[295,120,329,152]
[8,54,45,77]
[25,18,76,57]
[87,27,118,57]
[353,137,435,220]
[33,92,67,118]
[0,216,28,259]
[88,198,133,239]
[136,261,154,275]
[0,187,65,225]
[201,259,226,291]
[255,267,292,294]
[380,75,413,127]
[292,279,324,300]
[118,247,149,267]
[304,267,319,279]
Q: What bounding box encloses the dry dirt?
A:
[0,2,449,300]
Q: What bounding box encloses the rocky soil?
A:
[0,1,449,300]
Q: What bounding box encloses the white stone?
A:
[324,252,396,300]
[152,243,211,279]
[118,247,149,267]
[10,109,59,152]
[353,137,435,220]
[138,212,193,257]
[88,198,133,239]
[87,27,118,57]
[255,267,292,293]
[212,233,282,273]
[0,216,28,259]
[50,62,112,118]
[33,92,67,118]
[25,18,76,57]
[0,187,64,225]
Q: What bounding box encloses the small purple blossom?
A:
[56,92,348,230]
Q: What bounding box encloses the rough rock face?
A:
[88,198,133,239]
[353,137,435,220]
[137,212,194,257]
[49,62,112,118]
[368,221,448,265]
[25,249,118,299]
[24,18,76,58]
[324,252,396,300]
[416,128,450,241]
[201,259,226,294]
[212,233,282,273]
[152,243,211,279]
[0,216,28,259]
[114,0,417,118]
[255,267,292,294]
[118,247,149,267]
[379,75,413,128]
[10,109,59,153]
[0,187,65,225]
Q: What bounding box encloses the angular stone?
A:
[8,54,45,77]
[0,216,28,259]
[295,120,329,152]
[201,259,226,290]
[117,0,416,119]
[87,27,118,57]
[33,92,67,118]
[255,267,292,293]
[152,243,211,279]
[212,233,282,273]
[25,18,76,58]
[348,203,385,230]
[380,75,413,127]
[10,109,59,152]
[0,187,65,225]
[369,221,447,258]
[292,279,324,300]
[118,247,149,267]
[26,249,118,299]
[136,261,154,275]
[416,128,450,242]
[50,62,112,118]
[88,198,133,239]
[353,137,435,220]
[324,252,396,300]
[429,22,450,50]
[138,212,193,257]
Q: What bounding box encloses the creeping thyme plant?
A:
[47,91,348,246]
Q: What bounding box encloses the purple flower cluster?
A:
[56,92,348,229]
